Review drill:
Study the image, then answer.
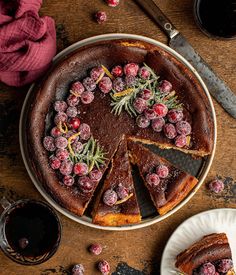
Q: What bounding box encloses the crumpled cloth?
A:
[0,0,56,87]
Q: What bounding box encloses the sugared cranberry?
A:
[156,165,169,178]
[89,243,103,255]
[69,117,81,130]
[95,11,107,24]
[175,135,187,148]
[199,262,215,275]
[116,184,129,199]
[159,80,172,94]
[72,264,85,275]
[151,117,165,132]
[106,0,119,7]
[125,75,137,87]
[90,67,104,81]
[111,65,123,77]
[144,108,157,120]
[18,238,29,249]
[71,81,85,96]
[176,121,191,135]
[153,103,168,118]
[103,189,117,206]
[139,66,150,79]
[54,101,67,112]
[113,77,125,92]
[74,162,88,176]
[54,112,68,125]
[89,169,103,182]
[133,98,147,114]
[217,259,233,273]
[208,179,224,193]
[81,91,94,104]
[83,77,96,92]
[124,63,139,77]
[56,149,69,161]
[72,141,83,154]
[78,176,94,193]
[136,115,150,128]
[79,123,91,140]
[66,106,78,118]
[164,123,177,139]
[50,126,62,138]
[167,109,183,123]
[99,77,112,94]
[146,173,160,187]
[63,175,75,186]
[43,136,56,152]
[67,94,80,107]
[140,89,153,100]
[55,136,68,149]
[59,159,73,175]
[98,260,110,275]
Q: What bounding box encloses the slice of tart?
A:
[128,140,198,215]
[175,233,235,275]
[92,139,141,226]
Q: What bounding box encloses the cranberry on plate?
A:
[103,189,117,206]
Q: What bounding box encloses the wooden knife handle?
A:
[135,0,179,39]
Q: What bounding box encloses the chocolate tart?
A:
[175,233,235,274]
[92,139,141,226]
[27,39,214,218]
[128,141,198,215]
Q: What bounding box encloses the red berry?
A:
[156,165,169,178]
[83,77,96,92]
[167,109,183,123]
[66,106,78,118]
[89,243,103,255]
[133,98,147,114]
[113,77,125,92]
[103,189,117,206]
[218,259,233,273]
[50,127,62,138]
[89,169,103,182]
[151,118,165,132]
[81,91,94,104]
[144,108,157,120]
[95,11,107,24]
[175,135,187,148]
[124,63,139,77]
[116,184,129,199]
[59,160,73,176]
[71,81,85,96]
[90,67,104,81]
[164,123,177,139]
[56,149,69,161]
[18,238,29,249]
[136,115,150,128]
[43,136,56,152]
[67,94,80,107]
[72,264,85,275]
[153,103,168,118]
[139,66,150,79]
[72,141,83,154]
[54,101,67,112]
[199,262,215,275]
[159,80,172,94]
[69,117,81,130]
[176,121,191,135]
[74,162,88,176]
[111,65,123,77]
[78,176,94,193]
[99,77,112,94]
[98,260,110,275]
[54,112,68,125]
[140,89,153,100]
[55,136,68,149]
[208,179,224,193]
[63,175,75,186]
[125,75,137,87]
[146,173,160,187]
[79,123,91,140]
[50,156,61,169]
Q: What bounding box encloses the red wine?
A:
[4,201,60,258]
[195,0,236,38]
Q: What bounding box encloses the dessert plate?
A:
[19,33,217,230]
[161,208,236,274]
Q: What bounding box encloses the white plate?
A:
[161,208,236,274]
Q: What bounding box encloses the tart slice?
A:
[175,233,235,275]
[128,141,198,215]
[92,139,141,226]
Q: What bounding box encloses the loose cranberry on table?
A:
[116,184,129,199]
[167,109,183,123]
[50,126,62,138]
[54,112,68,125]
[71,81,85,96]
[199,262,216,275]
[95,11,107,24]
[99,77,113,93]
[146,173,160,187]
[72,264,85,275]
[72,141,83,154]
[55,136,68,149]
[159,80,173,94]
[133,97,147,114]
[89,169,103,182]
[66,106,78,118]
[176,120,191,135]
[67,94,80,107]
[56,149,69,161]
[139,66,150,80]
[103,189,118,206]
[164,123,177,139]
[106,0,120,7]
[217,259,233,273]
[136,115,150,128]
[74,162,89,176]
[50,156,61,169]
[153,103,168,118]
[208,179,224,193]
[89,243,103,255]
[59,159,73,176]
[113,77,125,92]
[140,89,152,100]
[156,165,169,178]
[124,63,139,77]
[175,134,187,148]
[151,117,165,132]
[54,100,67,112]
[81,91,94,104]
[69,117,81,130]
[90,66,104,81]
[98,260,110,275]
[111,65,123,77]
[83,77,96,92]
[144,108,157,120]
[63,175,75,186]
[43,136,56,152]
[78,176,94,193]
[79,123,91,140]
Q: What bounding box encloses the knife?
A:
[135,0,236,119]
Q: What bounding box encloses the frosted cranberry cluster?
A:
[146,164,169,189]
[194,259,233,275]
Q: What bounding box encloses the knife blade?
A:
[135,0,236,119]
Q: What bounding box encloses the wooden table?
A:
[1,0,236,274]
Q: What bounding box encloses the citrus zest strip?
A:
[115,193,134,205]
[164,90,176,100]
[95,71,105,84]
[70,90,81,97]
[113,88,134,98]
[186,136,191,147]
[58,121,68,134]
[68,132,80,156]
[101,65,114,80]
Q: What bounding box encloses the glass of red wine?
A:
[194,0,236,39]
[0,197,61,265]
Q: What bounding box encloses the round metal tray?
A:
[19,34,217,231]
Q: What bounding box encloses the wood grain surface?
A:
[0,0,236,274]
